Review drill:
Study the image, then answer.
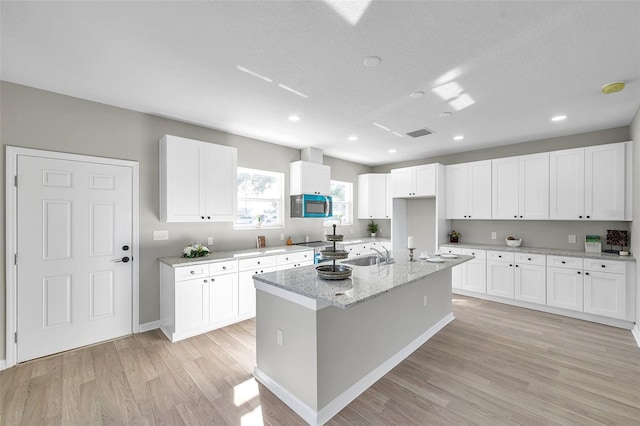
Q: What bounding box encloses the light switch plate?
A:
[491,232,497,240]
[207,237,214,245]
[153,230,169,241]
[568,235,576,244]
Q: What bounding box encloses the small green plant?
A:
[449,230,461,238]
[367,220,379,234]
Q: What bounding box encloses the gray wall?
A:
[0,82,373,361]
[630,105,640,329]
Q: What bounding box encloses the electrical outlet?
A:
[491,232,497,240]
[568,235,576,244]
[153,230,169,241]
[280,233,285,241]
[207,237,214,245]
[276,329,283,347]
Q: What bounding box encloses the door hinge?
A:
[14,332,18,343]
[14,254,18,265]
[14,175,18,187]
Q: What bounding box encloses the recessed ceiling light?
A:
[363,56,381,67]
[453,135,464,141]
[391,132,403,137]
[551,115,567,122]
[388,149,397,153]
[409,91,424,99]
[439,111,453,117]
[348,136,358,141]
[602,81,625,94]
[288,115,300,122]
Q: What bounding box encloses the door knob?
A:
[113,256,130,263]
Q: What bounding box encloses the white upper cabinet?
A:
[358,173,390,219]
[550,142,627,220]
[446,160,491,219]
[290,161,331,195]
[390,164,437,198]
[160,135,237,222]
[492,153,549,220]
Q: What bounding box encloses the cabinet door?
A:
[467,160,492,219]
[315,164,331,195]
[461,249,486,293]
[451,265,463,289]
[414,164,436,197]
[584,143,625,220]
[583,271,626,319]
[550,148,585,220]
[290,161,330,195]
[162,136,207,222]
[515,264,546,305]
[492,157,519,219]
[385,174,392,219]
[358,174,387,219]
[210,273,238,324]
[204,143,237,220]
[546,267,583,311]
[519,153,549,220]
[445,164,468,219]
[390,168,415,198]
[238,267,277,317]
[175,278,210,332]
[486,261,514,298]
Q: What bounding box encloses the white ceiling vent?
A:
[406,128,434,138]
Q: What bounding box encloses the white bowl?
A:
[506,238,522,247]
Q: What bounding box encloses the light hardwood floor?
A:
[1,295,639,425]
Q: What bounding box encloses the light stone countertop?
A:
[253,250,473,309]
[440,242,635,262]
[158,237,392,268]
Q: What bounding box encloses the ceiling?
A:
[2,1,639,166]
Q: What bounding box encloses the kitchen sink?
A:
[342,255,393,266]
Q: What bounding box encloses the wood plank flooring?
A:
[1,295,639,425]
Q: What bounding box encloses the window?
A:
[325,180,352,226]
[236,167,284,229]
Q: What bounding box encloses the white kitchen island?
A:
[253,252,472,425]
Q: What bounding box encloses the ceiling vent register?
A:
[406,128,434,138]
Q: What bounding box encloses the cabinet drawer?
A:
[515,253,545,266]
[440,246,462,255]
[239,256,276,271]
[487,251,514,262]
[461,248,486,259]
[175,264,209,281]
[277,250,314,265]
[547,255,582,269]
[583,259,625,274]
[209,260,237,275]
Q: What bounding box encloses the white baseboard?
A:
[632,325,640,348]
[0,359,6,371]
[138,320,161,333]
[254,312,455,425]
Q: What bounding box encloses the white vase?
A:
[371,232,376,237]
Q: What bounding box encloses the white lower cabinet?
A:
[440,247,462,289]
[514,253,546,305]
[238,255,277,318]
[487,251,515,298]
[209,272,238,324]
[547,266,583,311]
[461,249,486,293]
[583,259,626,320]
[176,277,210,332]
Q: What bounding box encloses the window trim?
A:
[235,167,285,230]
[324,179,353,226]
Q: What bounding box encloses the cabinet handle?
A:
[190,270,195,275]
[528,258,532,261]
[211,278,215,282]
[201,216,205,219]
[207,216,211,219]
[601,265,606,268]
[257,261,261,265]
[577,271,581,274]
[519,216,523,218]
[509,264,513,267]
[203,279,208,283]
[585,272,590,275]
[578,215,582,218]
[515,264,519,268]
[586,216,590,219]
[514,215,517,218]
[222,266,227,270]
[561,261,566,264]
[498,255,502,258]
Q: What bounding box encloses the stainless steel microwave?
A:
[290,194,332,218]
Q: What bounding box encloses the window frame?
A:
[324,179,353,226]
[235,167,285,230]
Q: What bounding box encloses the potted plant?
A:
[367,220,379,237]
[449,230,461,243]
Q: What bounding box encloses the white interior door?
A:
[16,155,133,362]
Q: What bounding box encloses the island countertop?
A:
[253,250,473,309]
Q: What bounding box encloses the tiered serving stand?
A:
[316,224,353,280]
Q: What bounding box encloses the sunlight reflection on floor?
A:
[241,406,264,426]
[233,377,260,407]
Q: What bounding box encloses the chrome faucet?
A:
[371,247,393,264]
